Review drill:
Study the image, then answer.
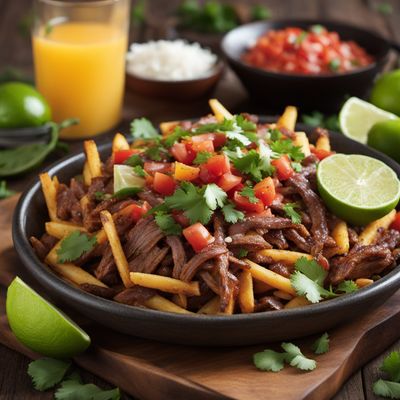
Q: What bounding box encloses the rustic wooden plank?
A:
[334,371,365,400]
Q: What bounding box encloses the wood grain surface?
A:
[1,0,400,399]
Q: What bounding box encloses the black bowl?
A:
[12,123,400,346]
[221,19,391,112]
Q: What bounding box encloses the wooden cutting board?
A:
[1,195,400,400]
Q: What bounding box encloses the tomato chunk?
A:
[144,162,172,175]
[131,201,151,222]
[254,177,276,206]
[113,150,138,164]
[153,172,176,196]
[183,223,215,252]
[272,155,294,181]
[311,148,334,160]
[217,172,242,192]
[172,211,190,228]
[191,133,226,148]
[390,212,400,232]
[174,162,200,181]
[233,192,264,213]
[170,142,196,164]
[190,140,215,153]
[203,154,230,177]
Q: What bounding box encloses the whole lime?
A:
[370,69,400,116]
[368,119,400,163]
[0,82,51,129]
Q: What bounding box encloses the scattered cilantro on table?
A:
[28,358,71,391]
[283,202,301,224]
[57,231,97,263]
[282,342,317,371]
[253,349,286,372]
[373,351,400,399]
[0,180,16,199]
[312,333,330,355]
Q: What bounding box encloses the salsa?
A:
[242,25,373,75]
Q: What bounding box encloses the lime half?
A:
[6,277,90,358]
[339,97,398,144]
[317,154,400,225]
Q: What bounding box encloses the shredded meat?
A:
[255,296,283,312]
[56,183,82,223]
[94,244,120,286]
[166,236,187,279]
[376,229,400,250]
[129,246,169,273]
[200,271,220,295]
[284,228,311,252]
[70,178,85,199]
[138,188,163,206]
[264,230,288,249]
[228,255,249,269]
[30,233,58,261]
[80,284,118,299]
[348,228,359,246]
[228,233,272,251]
[269,262,293,278]
[114,287,156,306]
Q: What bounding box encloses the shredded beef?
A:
[166,236,187,279]
[284,229,311,252]
[114,287,156,306]
[129,245,169,273]
[200,271,220,295]
[376,229,400,250]
[94,244,120,286]
[228,233,272,251]
[264,230,288,249]
[228,255,249,269]
[269,262,293,278]
[56,183,82,223]
[138,189,163,206]
[255,296,283,312]
[70,178,86,199]
[348,228,359,246]
[80,283,118,299]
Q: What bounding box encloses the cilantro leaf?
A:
[204,183,227,210]
[269,129,283,141]
[28,358,71,391]
[57,231,97,263]
[283,202,301,224]
[230,149,273,182]
[292,162,302,172]
[281,342,317,371]
[329,59,340,72]
[124,154,143,167]
[376,2,393,15]
[311,24,325,34]
[0,180,16,199]
[94,191,106,201]
[132,165,145,177]
[221,202,244,223]
[373,379,400,399]
[270,139,305,162]
[381,352,400,382]
[154,212,182,235]
[290,271,323,303]
[253,350,286,372]
[336,280,358,294]
[144,142,169,161]
[240,186,258,203]
[55,378,120,400]
[237,248,248,258]
[130,118,159,139]
[302,111,340,132]
[113,187,142,199]
[312,333,330,354]
[193,151,213,165]
[164,126,192,147]
[295,257,327,286]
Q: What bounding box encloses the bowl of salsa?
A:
[221,20,391,112]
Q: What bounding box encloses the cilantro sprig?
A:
[270,138,305,162]
[130,117,159,139]
[283,202,301,224]
[239,186,258,203]
[373,351,400,398]
[193,151,213,165]
[57,231,97,263]
[154,212,182,235]
[312,333,330,355]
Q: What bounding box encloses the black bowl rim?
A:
[221,18,391,80]
[12,121,400,328]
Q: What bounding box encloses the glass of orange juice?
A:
[32,0,130,139]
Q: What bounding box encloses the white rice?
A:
[126,40,218,81]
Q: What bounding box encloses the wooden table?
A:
[0,0,399,398]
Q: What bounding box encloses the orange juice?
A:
[33,22,127,139]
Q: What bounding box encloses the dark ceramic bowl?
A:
[12,122,400,346]
[125,60,224,100]
[221,19,392,112]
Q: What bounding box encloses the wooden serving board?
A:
[1,195,400,400]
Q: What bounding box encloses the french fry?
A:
[130,272,200,296]
[172,294,187,309]
[277,106,297,131]
[245,259,297,296]
[112,133,130,152]
[52,176,59,187]
[238,270,255,313]
[209,98,233,122]
[84,140,102,179]
[257,249,313,265]
[358,210,396,245]
[222,293,235,315]
[100,210,132,288]
[46,243,107,287]
[356,278,374,288]
[331,220,349,255]
[293,131,311,157]
[273,290,293,301]
[40,172,59,222]
[160,121,179,136]
[45,221,86,239]
[145,295,192,314]
[284,296,311,309]
[198,296,220,314]
[316,134,331,152]
[83,161,92,186]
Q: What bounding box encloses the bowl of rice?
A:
[125,40,224,100]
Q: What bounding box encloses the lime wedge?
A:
[6,277,90,358]
[317,154,400,225]
[113,164,145,193]
[339,97,398,144]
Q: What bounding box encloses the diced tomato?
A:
[172,211,190,228]
[254,177,276,206]
[272,155,294,181]
[190,140,214,153]
[170,143,196,164]
[203,154,230,177]
[233,192,264,214]
[183,223,215,252]
[131,201,151,222]
[113,150,138,164]
[213,133,227,148]
[227,182,244,199]
[191,133,226,148]
[199,165,218,183]
[217,172,242,192]
[144,162,172,175]
[311,147,334,160]
[153,172,176,196]
[174,162,200,181]
[191,133,215,142]
[390,212,400,232]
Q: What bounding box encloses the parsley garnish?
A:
[57,231,97,263]
[0,180,16,199]
[381,352,400,382]
[130,117,159,139]
[283,202,301,224]
[193,151,213,165]
[239,186,258,203]
[376,2,393,15]
[221,202,245,223]
[132,165,145,177]
[270,139,305,162]
[94,191,111,201]
[55,379,120,400]
[373,380,400,398]
[154,212,182,235]
[28,358,71,391]
[328,59,340,72]
[124,154,143,167]
[204,183,227,210]
[336,280,358,294]
[312,333,330,354]
[254,350,286,372]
